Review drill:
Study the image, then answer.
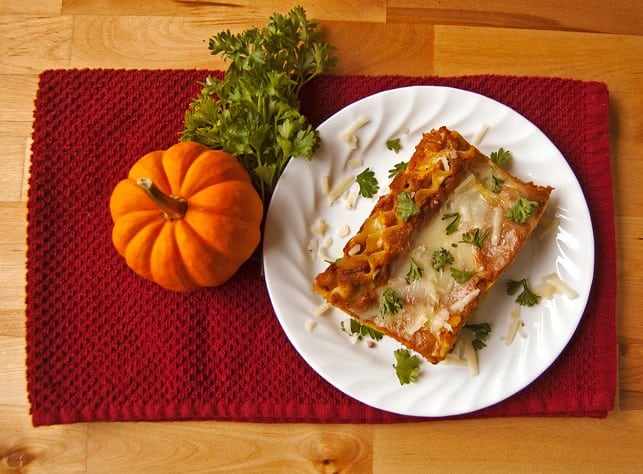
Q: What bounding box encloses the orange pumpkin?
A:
[109,141,263,292]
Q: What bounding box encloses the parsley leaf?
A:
[341,318,384,341]
[506,278,541,307]
[450,267,477,284]
[460,227,490,248]
[181,6,337,201]
[388,161,408,178]
[380,288,403,315]
[393,348,421,385]
[465,323,492,351]
[490,147,512,166]
[505,196,539,224]
[442,212,461,235]
[386,138,402,153]
[356,168,379,198]
[490,174,505,193]
[406,258,424,282]
[396,192,419,221]
[431,247,454,270]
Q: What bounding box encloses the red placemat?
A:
[26,70,616,426]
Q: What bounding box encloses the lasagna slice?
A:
[313,126,553,364]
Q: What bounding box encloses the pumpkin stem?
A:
[136,177,187,220]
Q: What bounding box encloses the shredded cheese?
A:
[328,174,355,204]
[312,301,332,316]
[536,273,579,300]
[311,217,328,236]
[320,175,331,195]
[347,157,363,169]
[344,189,359,210]
[504,303,523,345]
[336,224,350,237]
[449,289,481,313]
[305,320,318,332]
[491,206,503,245]
[339,117,370,150]
[471,123,489,146]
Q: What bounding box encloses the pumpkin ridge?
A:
[175,219,239,287]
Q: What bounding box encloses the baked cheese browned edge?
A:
[313,126,553,363]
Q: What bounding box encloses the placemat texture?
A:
[26,70,616,426]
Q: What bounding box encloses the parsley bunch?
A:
[181,6,337,201]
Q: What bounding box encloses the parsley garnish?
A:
[406,258,424,282]
[386,138,402,153]
[450,267,477,284]
[460,227,490,248]
[356,168,379,198]
[490,174,505,193]
[388,161,408,178]
[442,212,461,235]
[490,147,512,166]
[505,196,539,224]
[431,248,454,270]
[396,192,419,221]
[465,323,492,351]
[341,318,384,341]
[506,278,541,307]
[181,6,337,201]
[393,348,421,385]
[380,288,403,315]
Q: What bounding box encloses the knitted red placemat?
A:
[26,70,616,426]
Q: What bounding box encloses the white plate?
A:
[263,86,594,417]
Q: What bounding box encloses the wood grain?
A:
[1,1,642,472]
[387,0,643,35]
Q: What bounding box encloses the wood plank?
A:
[69,17,435,74]
[323,22,434,75]
[373,412,643,472]
[0,0,61,15]
[69,15,246,69]
[62,0,386,22]
[0,122,31,202]
[620,343,643,393]
[0,74,39,122]
[620,390,643,411]
[387,0,643,35]
[0,404,88,474]
[0,336,28,406]
[86,422,373,473]
[0,15,73,74]
[0,203,27,338]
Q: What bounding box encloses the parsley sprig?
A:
[386,138,402,153]
[431,248,454,270]
[442,212,461,235]
[406,258,424,282]
[505,196,539,224]
[181,6,337,201]
[450,267,477,284]
[490,147,512,166]
[460,227,491,248]
[506,278,541,306]
[380,288,403,315]
[396,192,419,221]
[393,348,421,385]
[356,168,379,198]
[388,161,408,178]
[341,318,384,341]
[465,323,493,351]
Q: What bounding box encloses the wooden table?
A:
[1,1,642,472]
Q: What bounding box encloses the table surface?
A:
[1,1,642,472]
